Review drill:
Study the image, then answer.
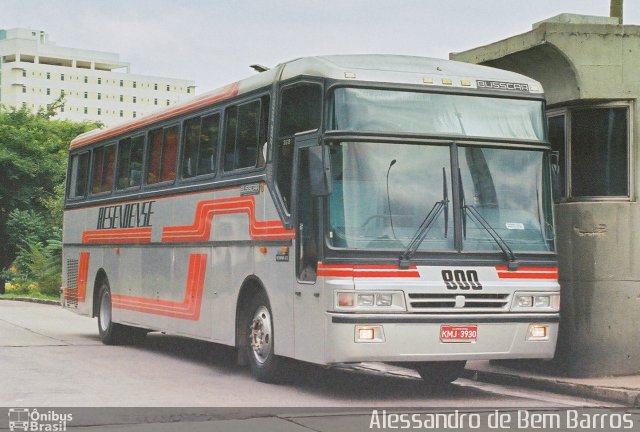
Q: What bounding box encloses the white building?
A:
[0,28,196,126]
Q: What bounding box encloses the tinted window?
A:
[116,135,144,189]
[279,84,322,136]
[548,115,566,200]
[571,107,628,197]
[224,96,269,171]
[68,152,89,199]
[147,125,178,184]
[182,113,220,178]
[276,84,322,213]
[91,144,116,194]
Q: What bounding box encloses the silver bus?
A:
[62,55,559,384]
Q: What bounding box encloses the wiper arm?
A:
[399,168,449,269]
[464,204,519,271]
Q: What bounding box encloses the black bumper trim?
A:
[331,315,560,324]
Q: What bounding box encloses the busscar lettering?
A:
[96,200,155,229]
[476,80,530,92]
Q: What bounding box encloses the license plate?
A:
[440,325,477,343]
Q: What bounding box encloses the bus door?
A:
[292,134,325,363]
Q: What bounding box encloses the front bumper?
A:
[324,313,558,363]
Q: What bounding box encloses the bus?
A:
[62,55,559,384]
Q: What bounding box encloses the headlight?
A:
[334,291,406,312]
[511,292,560,312]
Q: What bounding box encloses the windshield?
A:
[327,142,554,253]
[331,88,544,141]
[328,142,453,251]
[459,147,554,252]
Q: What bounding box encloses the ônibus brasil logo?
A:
[8,408,72,432]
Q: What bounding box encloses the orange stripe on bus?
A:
[162,196,294,242]
[111,253,207,320]
[317,263,420,278]
[82,227,153,244]
[496,266,558,280]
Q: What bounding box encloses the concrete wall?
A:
[452,17,640,377]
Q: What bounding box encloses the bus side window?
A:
[68,152,89,199]
[182,113,220,178]
[116,135,144,189]
[91,144,116,194]
[147,125,178,184]
[224,96,269,172]
[277,83,322,213]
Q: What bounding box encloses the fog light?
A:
[527,324,549,341]
[518,296,533,308]
[376,293,393,307]
[534,296,550,308]
[357,294,375,307]
[338,292,354,307]
[355,325,385,343]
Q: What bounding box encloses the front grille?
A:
[408,293,510,312]
[64,259,79,308]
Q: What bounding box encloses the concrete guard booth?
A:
[452,14,640,377]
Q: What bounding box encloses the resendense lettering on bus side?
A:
[96,200,155,229]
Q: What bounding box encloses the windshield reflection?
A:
[327,142,554,253]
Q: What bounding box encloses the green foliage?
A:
[0,105,100,295]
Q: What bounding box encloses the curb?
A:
[462,368,640,407]
[0,296,60,306]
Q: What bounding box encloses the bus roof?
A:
[69,54,543,150]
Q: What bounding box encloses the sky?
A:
[2,0,639,93]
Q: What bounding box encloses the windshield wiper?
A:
[399,168,449,269]
[458,168,518,270]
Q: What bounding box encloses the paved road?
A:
[4,300,628,432]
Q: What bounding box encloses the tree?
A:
[0,105,100,291]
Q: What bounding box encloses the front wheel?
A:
[414,361,466,385]
[246,292,281,383]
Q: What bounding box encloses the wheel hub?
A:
[250,306,272,364]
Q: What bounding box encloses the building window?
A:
[46,88,50,95]
[84,107,88,114]
[61,73,64,81]
[22,86,26,93]
[97,108,101,115]
[133,111,137,118]
[46,72,50,79]
[120,80,124,87]
[547,103,630,201]
[84,92,88,99]
[133,96,137,103]
[166,99,170,106]
[119,95,123,102]
[98,93,102,100]
[133,81,137,89]
[60,90,65,97]
[22,70,26,77]
[84,76,88,83]
[120,110,124,117]
[154,83,158,90]
[97,77,102,85]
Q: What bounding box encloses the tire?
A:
[246,291,281,383]
[97,281,142,345]
[414,361,466,385]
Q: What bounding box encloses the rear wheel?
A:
[414,361,466,385]
[97,282,145,345]
[246,291,281,383]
